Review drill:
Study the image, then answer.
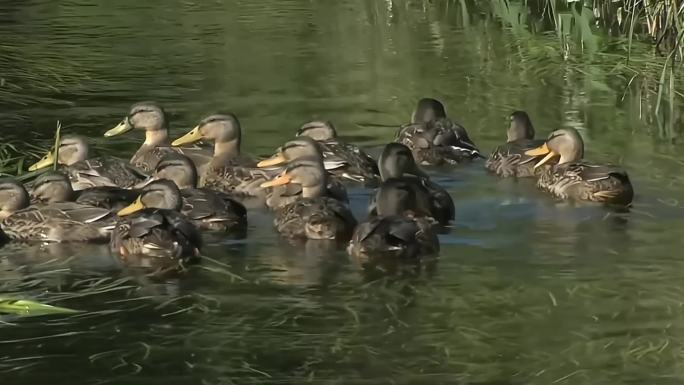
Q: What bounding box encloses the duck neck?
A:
[144,129,170,147]
[302,184,325,199]
[558,154,574,165]
[558,148,583,165]
[211,140,239,167]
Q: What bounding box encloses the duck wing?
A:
[67,157,149,190]
[181,188,247,230]
[75,186,140,212]
[1,203,114,242]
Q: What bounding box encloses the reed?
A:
[487,0,683,139]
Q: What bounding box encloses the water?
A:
[2,1,684,384]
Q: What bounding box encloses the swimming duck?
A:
[28,135,148,190]
[105,102,211,172]
[172,113,255,169]
[348,178,440,259]
[170,113,271,200]
[260,158,356,241]
[373,143,454,224]
[149,154,247,232]
[30,171,139,212]
[525,128,634,205]
[112,180,202,261]
[485,111,546,178]
[257,136,349,208]
[395,98,481,166]
[296,121,379,184]
[0,178,114,242]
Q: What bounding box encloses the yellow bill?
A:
[525,143,558,169]
[256,153,287,168]
[117,196,146,216]
[28,150,55,171]
[171,126,203,146]
[260,173,292,188]
[105,120,133,137]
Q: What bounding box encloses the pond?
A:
[2,1,684,384]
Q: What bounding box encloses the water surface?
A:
[2,1,684,384]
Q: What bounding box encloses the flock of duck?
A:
[0,98,634,265]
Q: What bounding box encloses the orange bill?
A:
[260,173,292,188]
[525,143,550,156]
[532,151,558,169]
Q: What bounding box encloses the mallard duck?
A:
[257,136,349,208]
[112,180,202,261]
[105,102,211,172]
[395,98,481,166]
[348,178,440,259]
[0,178,114,242]
[170,113,272,201]
[525,128,634,205]
[372,143,454,224]
[150,154,247,232]
[485,111,546,178]
[260,158,356,240]
[296,121,379,184]
[172,113,255,169]
[28,135,148,190]
[30,171,139,212]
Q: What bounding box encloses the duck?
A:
[296,121,379,184]
[30,171,139,212]
[525,128,634,205]
[147,154,247,232]
[257,136,349,208]
[0,178,114,242]
[170,113,272,200]
[395,98,481,166]
[112,180,202,262]
[172,113,255,169]
[28,135,148,190]
[348,178,440,259]
[260,157,356,241]
[485,111,546,178]
[105,102,211,172]
[372,143,454,225]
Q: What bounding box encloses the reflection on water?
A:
[2,0,684,384]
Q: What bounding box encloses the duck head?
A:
[378,143,428,181]
[260,157,327,198]
[30,171,75,203]
[117,179,182,216]
[172,113,241,161]
[411,98,447,123]
[507,111,535,142]
[28,135,90,171]
[297,121,337,141]
[525,128,584,168]
[0,179,30,220]
[257,136,322,168]
[150,154,199,190]
[105,102,169,146]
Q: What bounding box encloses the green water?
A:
[2,1,684,384]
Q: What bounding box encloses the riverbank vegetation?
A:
[478,0,683,139]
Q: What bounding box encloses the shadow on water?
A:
[2,0,684,384]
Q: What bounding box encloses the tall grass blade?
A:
[0,298,80,317]
[52,120,61,171]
